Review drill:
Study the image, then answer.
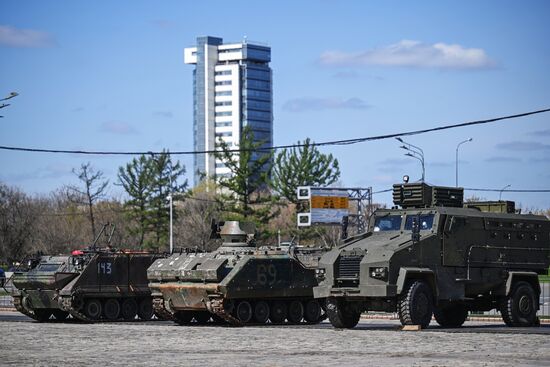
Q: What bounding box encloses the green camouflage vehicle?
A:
[11,226,163,322]
[314,181,550,329]
[148,221,327,326]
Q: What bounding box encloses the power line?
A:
[1,108,549,156]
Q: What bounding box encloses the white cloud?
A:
[283,97,369,112]
[0,25,55,48]
[320,40,495,70]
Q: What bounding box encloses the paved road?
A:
[2,311,550,366]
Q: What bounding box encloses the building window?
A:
[215,70,232,76]
[215,91,232,97]
[215,121,232,127]
[216,131,233,137]
[215,80,232,86]
[215,111,232,117]
[215,162,226,168]
[215,101,233,107]
[219,48,241,53]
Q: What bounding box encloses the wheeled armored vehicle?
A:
[11,226,163,322]
[148,221,327,326]
[314,181,550,329]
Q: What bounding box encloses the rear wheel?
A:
[304,300,322,323]
[236,301,253,323]
[287,300,304,324]
[269,301,287,324]
[52,310,69,321]
[500,281,538,327]
[33,309,52,322]
[121,298,138,321]
[398,280,433,329]
[326,298,361,329]
[85,299,102,320]
[253,301,270,324]
[434,303,468,328]
[138,298,154,321]
[103,299,121,321]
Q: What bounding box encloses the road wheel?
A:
[193,311,211,324]
[138,298,154,321]
[434,303,468,328]
[398,280,433,329]
[287,300,304,324]
[211,314,226,324]
[500,281,538,327]
[326,298,361,329]
[85,299,102,320]
[304,300,322,323]
[103,298,121,321]
[174,311,193,325]
[52,310,69,321]
[236,301,253,323]
[269,301,287,324]
[121,298,138,321]
[253,301,270,324]
[33,309,52,322]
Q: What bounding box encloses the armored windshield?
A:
[404,214,435,231]
[37,263,62,272]
[374,215,403,232]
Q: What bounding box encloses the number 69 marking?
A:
[257,264,277,286]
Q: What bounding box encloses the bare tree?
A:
[66,163,109,239]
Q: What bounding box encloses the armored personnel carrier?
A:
[148,221,327,326]
[12,226,163,322]
[314,181,550,329]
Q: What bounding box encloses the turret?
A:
[214,221,256,247]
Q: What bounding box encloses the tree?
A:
[118,155,153,247]
[214,126,277,230]
[272,138,340,206]
[66,163,109,239]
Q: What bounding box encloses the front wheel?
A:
[434,303,468,328]
[500,281,538,327]
[326,298,361,329]
[398,280,433,329]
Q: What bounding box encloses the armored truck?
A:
[147,221,327,326]
[314,182,550,329]
[12,249,163,322]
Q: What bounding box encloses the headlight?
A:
[370,267,388,279]
[315,268,326,280]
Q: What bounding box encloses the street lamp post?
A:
[396,137,425,182]
[499,184,511,201]
[455,138,473,187]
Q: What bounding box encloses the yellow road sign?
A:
[311,196,349,209]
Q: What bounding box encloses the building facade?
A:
[184,36,273,185]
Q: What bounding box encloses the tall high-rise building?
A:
[184,36,273,185]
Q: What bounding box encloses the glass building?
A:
[184,36,273,185]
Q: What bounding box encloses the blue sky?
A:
[1,0,549,209]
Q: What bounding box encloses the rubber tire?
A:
[398,280,433,329]
[253,301,270,324]
[304,300,322,323]
[434,303,468,328]
[103,299,121,321]
[52,310,69,321]
[121,298,138,321]
[500,281,538,327]
[236,301,253,323]
[85,299,102,320]
[174,311,193,325]
[269,301,287,324]
[287,300,304,324]
[326,297,361,329]
[193,311,211,324]
[34,309,52,322]
[138,298,154,321]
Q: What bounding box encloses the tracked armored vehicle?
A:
[148,221,327,326]
[314,181,550,329]
[12,226,163,322]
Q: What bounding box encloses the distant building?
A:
[184,36,273,185]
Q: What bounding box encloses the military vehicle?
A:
[11,225,163,322]
[148,221,327,326]
[314,181,550,329]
